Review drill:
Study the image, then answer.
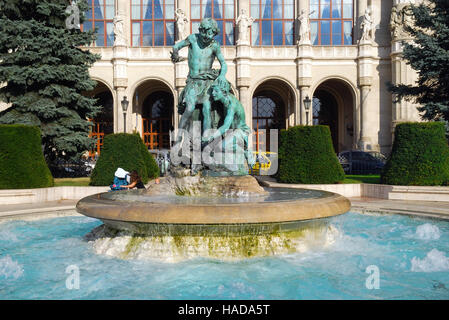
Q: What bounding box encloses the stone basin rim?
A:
[76,190,352,225]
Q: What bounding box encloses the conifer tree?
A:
[0,0,100,161]
[388,0,449,125]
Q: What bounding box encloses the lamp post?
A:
[303,95,311,125]
[121,96,129,133]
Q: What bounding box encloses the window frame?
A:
[130,0,176,47]
[309,0,354,46]
[250,0,295,46]
[82,0,115,47]
[190,0,236,46]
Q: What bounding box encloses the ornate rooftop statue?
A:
[113,15,126,46]
[175,8,189,41]
[360,7,373,42]
[236,9,254,44]
[297,9,312,44]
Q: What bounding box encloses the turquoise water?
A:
[1,212,449,299]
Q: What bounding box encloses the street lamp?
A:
[303,95,311,125]
[121,96,129,133]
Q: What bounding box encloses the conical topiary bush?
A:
[89,133,159,186]
[0,124,53,189]
[278,125,345,184]
[381,122,449,185]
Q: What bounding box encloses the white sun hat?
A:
[114,168,129,179]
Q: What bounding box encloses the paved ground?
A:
[1,197,449,222]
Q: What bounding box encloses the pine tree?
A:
[388,0,449,125]
[0,0,101,162]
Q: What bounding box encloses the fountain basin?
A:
[76,187,351,235]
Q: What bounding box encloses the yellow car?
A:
[249,152,277,175]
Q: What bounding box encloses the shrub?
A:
[89,133,159,186]
[381,122,449,185]
[278,125,345,184]
[0,125,53,189]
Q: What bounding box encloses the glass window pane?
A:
[310,21,318,45]
[166,21,175,45]
[262,0,272,19]
[251,21,260,45]
[165,5,174,19]
[203,3,212,18]
[83,20,93,31]
[332,0,342,18]
[251,4,259,19]
[192,21,200,34]
[273,0,282,19]
[132,0,140,5]
[132,5,140,19]
[143,5,152,19]
[154,20,164,35]
[344,21,352,44]
[94,6,104,19]
[225,4,234,19]
[321,34,330,45]
[284,21,294,45]
[216,20,223,45]
[191,5,201,19]
[321,0,331,18]
[105,5,114,19]
[106,22,114,46]
[225,21,234,45]
[262,20,272,45]
[343,3,352,19]
[310,5,319,19]
[321,20,330,45]
[154,1,163,19]
[86,8,93,20]
[321,20,330,33]
[142,34,152,46]
[132,35,140,47]
[284,5,294,19]
[143,21,152,34]
[332,20,341,35]
[214,2,223,19]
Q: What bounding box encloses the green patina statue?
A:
[171,18,227,139]
[171,18,254,175]
[201,80,256,174]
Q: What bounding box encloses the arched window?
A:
[313,90,338,151]
[83,0,115,47]
[250,0,295,46]
[310,0,353,45]
[89,91,114,158]
[142,92,173,150]
[131,0,175,46]
[191,0,235,45]
[252,93,285,152]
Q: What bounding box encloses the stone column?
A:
[390,0,421,140]
[296,0,312,125]
[236,0,252,131]
[113,0,130,133]
[356,0,379,151]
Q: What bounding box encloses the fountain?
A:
[76,18,350,261]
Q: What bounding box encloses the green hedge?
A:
[278,125,345,184]
[89,133,159,186]
[0,125,53,189]
[381,122,449,186]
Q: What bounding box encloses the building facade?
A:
[74,0,422,155]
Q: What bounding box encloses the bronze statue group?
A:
[170,18,255,176]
